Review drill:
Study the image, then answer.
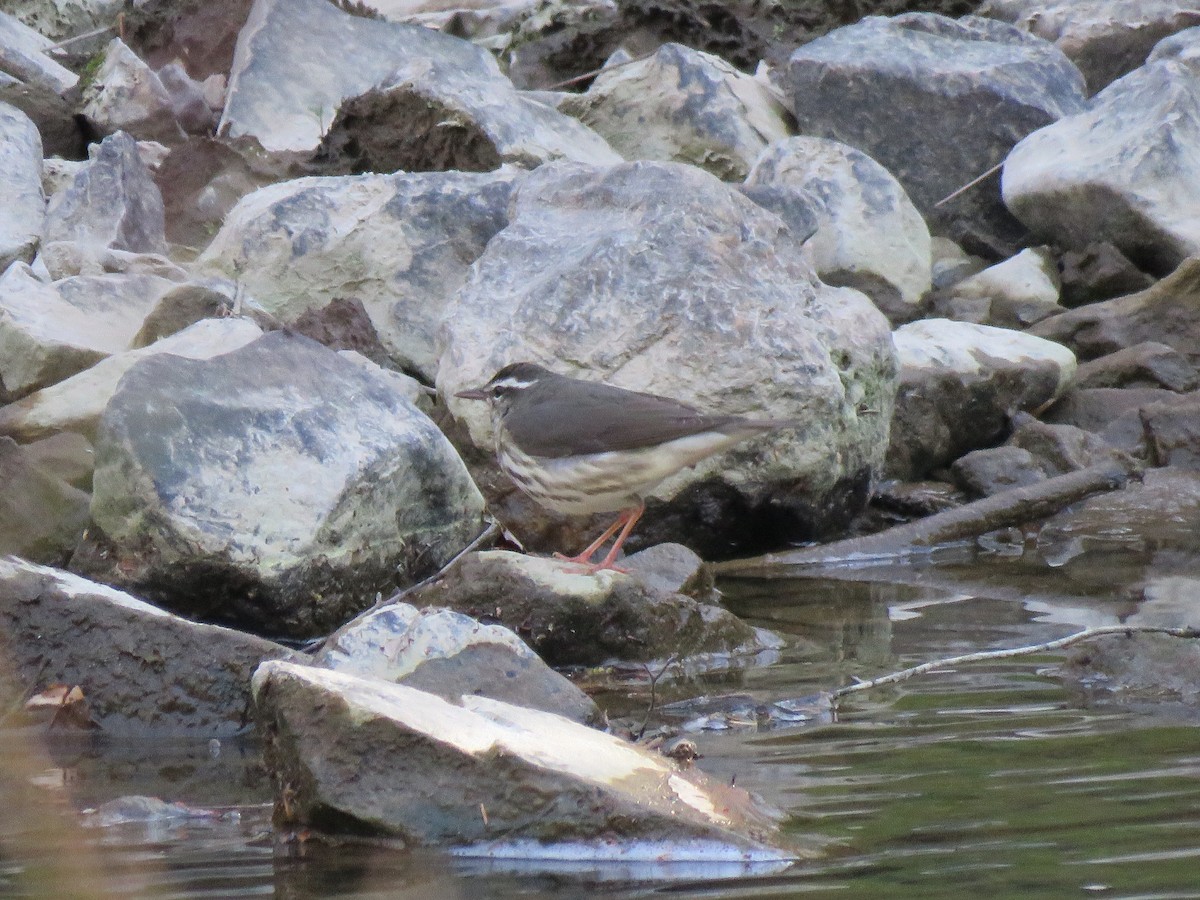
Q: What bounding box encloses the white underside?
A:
[498,431,759,515]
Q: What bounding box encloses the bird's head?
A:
[455,362,553,419]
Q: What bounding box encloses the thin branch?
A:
[543,52,655,91]
[42,23,116,53]
[833,624,1200,699]
[934,161,1005,208]
[309,520,499,655]
[635,653,680,740]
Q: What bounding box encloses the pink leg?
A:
[553,502,645,573]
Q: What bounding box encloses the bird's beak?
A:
[455,386,490,401]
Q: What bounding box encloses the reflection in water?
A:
[3,541,1200,898]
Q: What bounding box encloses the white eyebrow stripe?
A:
[491,377,536,390]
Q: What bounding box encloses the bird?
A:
[455,361,793,572]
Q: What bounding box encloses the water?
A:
[3,542,1200,898]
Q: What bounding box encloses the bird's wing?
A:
[504,378,756,458]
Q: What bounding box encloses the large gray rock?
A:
[73,331,487,638]
[195,169,518,379]
[788,13,1087,258]
[932,246,1063,328]
[745,136,931,323]
[1003,59,1200,275]
[1030,257,1200,368]
[41,131,167,271]
[79,38,187,144]
[4,0,124,43]
[887,318,1077,479]
[413,550,780,668]
[560,43,792,181]
[0,438,89,564]
[0,10,78,94]
[253,659,795,855]
[0,317,264,442]
[317,602,598,723]
[981,0,1200,93]
[0,102,42,271]
[0,264,177,400]
[220,0,618,170]
[0,557,294,735]
[439,160,897,558]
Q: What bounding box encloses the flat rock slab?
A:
[253,659,797,855]
[413,550,779,667]
[0,101,42,271]
[317,602,598,723]
[0,557,294,735]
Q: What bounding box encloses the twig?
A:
[310,521,499,655]
[635,653,680,740]
[832,624,1200,699]
[42,23,116,53]
[544,52,655,91]
[934,161,1005,208]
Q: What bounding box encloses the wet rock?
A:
[787,13,1087,258]
[79,39,187,145]
[72,331,486,638]
[0,11,78,94]
[0,557,294,735]
[1064,632,1200,703]
[1030,257,1200,367]
[253,659,794,854]
[559,43,792,182]
[0,317,264,443]
[872,479,968,517]
[932,246,1062,328]
[439,160,897,558]
[0,437,90,564]
[1058,241,1155,307]
[1138,391,1200,468]
[622,542,714,601]
[1003,59,1200,275]
[41,131,167,274]
[220,0,617,171]
[745,136,931,324]
[0,102,43,271]
[951,418,1130,496]
[1044,386,1178,454]
[981,0,1200,94]
[412,550,776,668]
[317,602,598,723]
[886,318,1077,479]
[196,169,518,379]
[1075,342,1199,392]
[83,796,224,827]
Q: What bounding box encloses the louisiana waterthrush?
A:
[455,362,792,571]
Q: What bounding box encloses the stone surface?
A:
[130,277,280,348]
[196,169,518,379]
[932,246,1062,328]
[981,0,1200,93]
[886,318,1077,479]
[413,550,777,667]
[41,131,167,267]
[73,331,486,638]
[0,102,43,271]
[560,43,792,181]
[0,557,294,735]
[253,659,794,853]
[439,160,897,558]
[0,317,264,442]
[1044,386,1179,453]
[1075,342,1199,392]
[622,542,714,600]
[0,10,78,94]
[787,12,1087,258]
[317,602,598,723]
[745,135,931,323]
[1003,59,1200,275]
[21,430,94,490]
[79,38,187,144]
[4,0,124,43]
[220,0,617,171]
[0,437,89,564]
[1058,241,1155,307]
[1030,257,1200,368]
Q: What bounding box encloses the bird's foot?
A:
[552,551,629,575]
